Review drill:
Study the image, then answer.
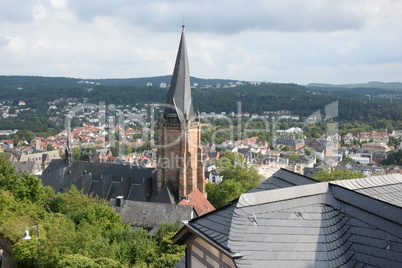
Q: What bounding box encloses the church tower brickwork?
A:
[156,26,205,199]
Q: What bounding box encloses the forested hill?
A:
[0,75,242,88]
[308,81,402,94]
[0,76,401,129]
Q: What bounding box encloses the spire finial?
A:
[181,13,187,29]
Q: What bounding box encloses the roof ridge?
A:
[238,182,329,208]
[330,174,402,188]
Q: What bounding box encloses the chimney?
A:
[116,196,124,207]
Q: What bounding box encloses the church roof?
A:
[163,26,194,123]
[41,160,157,202]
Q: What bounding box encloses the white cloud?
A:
[50,0,66,9]
[0,36,10,46]
[32,3,48,20]
[0,0,401,83]
[6,36,27,55]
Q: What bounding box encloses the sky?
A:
[0,0,401,85]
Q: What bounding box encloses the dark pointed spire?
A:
[65,118,72,166]
[163,26,194,123]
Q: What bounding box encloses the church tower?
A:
[156,26,205,200]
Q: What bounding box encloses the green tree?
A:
[151,222,186,267]
[314,169,363,182]
[206,179,243,208]
[0,155,44,203]
[207,152,261,208]
[47,144,55,151]
[343,156,355,163]
[72,147,82,161]
[0,152,187,268]
[381,149,402,166]
[388,136,400,148]
[57,254,122,268]
[289,153,299,162]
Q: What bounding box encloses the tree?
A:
[207,152,261,208]
[381,149,402,166]
[152,222,186,267]
[388,136,401,148]
[281,145,291,152]
[57,254,121,268]
[72,147,82,161]
[0,155,44,203]
[47,144,55,151]
[289,153,299,162]
[0,155,187,267]
[314,169,363,182]
[342,156,355,163]
[206,180,243,208]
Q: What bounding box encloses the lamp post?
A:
[0,248,3,268]
[23,224,41,268]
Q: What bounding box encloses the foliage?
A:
[207,152,261,208]
[206,180,243,209]
[71,147,92,161]
[381,149,402,166]
[46,144,55,151]
[1,76,402,140]
[0,156,185,267]
[314,169,363,182]
[388,136,401,148]
[0,155,44,203]
[343,156,355,163]
[289,154,299,162]
[57,254,122,268]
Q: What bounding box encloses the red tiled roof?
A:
[178,188,215,216]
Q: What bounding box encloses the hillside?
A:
[308,81,402,94]
[0,75,242,88]
[0,76,401,134]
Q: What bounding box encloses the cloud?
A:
[0,36,10,46]
[0,0,401,83]
[64,0,378,34]
[0,0,35,22]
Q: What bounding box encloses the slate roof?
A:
[275,138,304,146]
[12,161,40,174]
[173,169,402,267]
[330,174,402,207]
[163,26,194,123]
[112,199,194,230]
[42,159,159,202]
[248,168,317,192]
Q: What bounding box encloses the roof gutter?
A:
[172,221,243,259]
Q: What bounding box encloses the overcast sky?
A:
[1,0,401,84]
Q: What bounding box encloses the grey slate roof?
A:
[112,199,194,230]
[163,26,194,123]
[330,173,402,207]
[174,169,402,267]
[249,168,317,192]
[42,159,159,202]
[12,161,40,174]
